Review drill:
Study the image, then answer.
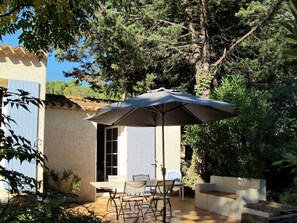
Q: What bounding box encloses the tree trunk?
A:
[197,0,210,97]
[187,0,211,97]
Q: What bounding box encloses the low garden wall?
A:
[195,175,266,220]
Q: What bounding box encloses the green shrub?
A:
[0,193,108,222]
[279,187,297,205]
[44,169,81,194]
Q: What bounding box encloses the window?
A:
[104,127,118,179]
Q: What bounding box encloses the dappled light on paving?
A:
[78,195,240,223]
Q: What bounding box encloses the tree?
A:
[46,81,68,95]
[0,0,100,57]
[46,79,112,99]
[57,0,286,96]
[0,1,140,57]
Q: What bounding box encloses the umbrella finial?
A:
[148,87,173,93]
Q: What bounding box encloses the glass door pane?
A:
[104,127,118,180]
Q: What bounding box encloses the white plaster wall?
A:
[155,126,181,180]
[44,108,97,201]
[0,51,47,186]
[117,126,127,178]
[210,176,266,195]
[0,54,47,90]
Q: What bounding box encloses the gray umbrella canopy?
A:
[87,88,238,125]
[86,88,238,222]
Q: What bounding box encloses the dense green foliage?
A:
[268,0,297,204]
[185,75,294,177]
[46,79,113,99]
[56,0,286,97]
[185,75,297,202]
[0,0,100,57]
[282,0,297,66]
[0,193,107,222]
[44,169,81,194]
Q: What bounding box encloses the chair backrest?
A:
[132,174,150,181]
[108,175,127,182]
[166,170,182,181]
[155,180,175,195]
[124,181,146,195]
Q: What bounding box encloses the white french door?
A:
[126,127,155,180]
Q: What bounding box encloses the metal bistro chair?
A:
[166,170,183,198]
[166,170,181,181]
[119,181,146,221]
[106,175,126,219]
[132,174,150,181]
[132,174,152,199]
[145,180,175,219]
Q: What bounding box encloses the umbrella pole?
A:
[161,113,166,222]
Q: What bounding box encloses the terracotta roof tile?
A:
[45,94,115,111]
[0,44,47,60]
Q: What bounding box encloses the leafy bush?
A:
[44,169,81,194]
[279,187,297,205]
[273,152,297,205]
[184,75,296,196]
[0,193,108,222]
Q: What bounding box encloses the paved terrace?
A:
[79,195,240,223]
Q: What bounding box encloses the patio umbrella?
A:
[86,87,238,222]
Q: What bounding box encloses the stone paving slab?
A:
[79,195,240,223]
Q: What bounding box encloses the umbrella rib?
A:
[145,106,162,113]
[112,108,137,125]
[163,103,183,113]
[111,107,161,125]
[182,104,236,123]
[158,103,203,123]
[181,104,204,123]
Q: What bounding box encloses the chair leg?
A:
[155,200,159,213]
[159,199,172,217]
[144,200,157,219]
[167,199,172,217]
[119,202,124,220]
[120,200,145,222]
[119,201,129,221]
[136,200,144,220]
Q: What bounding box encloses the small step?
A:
[242,200,297,222]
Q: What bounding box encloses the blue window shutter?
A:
[6,79,40,186]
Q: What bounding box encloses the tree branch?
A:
[214,0,286,69]
[0,1,28,18]
[157,19,190,31]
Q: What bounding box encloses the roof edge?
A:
[45,94,115,111]
[0,44,48,60]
